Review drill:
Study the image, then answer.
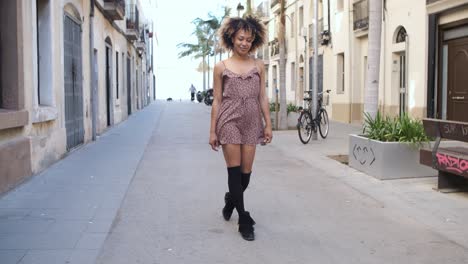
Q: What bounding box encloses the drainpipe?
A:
[405,33,409,115]
[327,0,331,33]
[382,3,386,116]
[348,0,353,123]
[90,0,97,140]
[312,0,318,140]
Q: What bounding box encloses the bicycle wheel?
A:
[297,111,313,144]
[318,108,329,139]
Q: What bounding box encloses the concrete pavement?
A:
[1,101,468,263]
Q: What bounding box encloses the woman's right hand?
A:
[209,132,220,151]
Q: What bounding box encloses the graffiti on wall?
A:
[436,153,468,176]
[352,144,376,166]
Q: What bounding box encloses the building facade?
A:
[263,0,468,124]
[0,0,155,194]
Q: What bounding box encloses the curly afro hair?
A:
[218,15,267,53]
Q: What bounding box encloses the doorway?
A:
[105,41,112,127]
[127,56,132,115]
[63,14,84,150]
[446,37,468,122]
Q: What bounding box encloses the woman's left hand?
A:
[263,126,273,144]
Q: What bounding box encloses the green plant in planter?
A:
[287,103,299,115]
[269,102,278,112]
[363,111,431,147]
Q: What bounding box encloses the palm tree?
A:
[177,19,211,90]
[364,0,382,119]
[278,0,288,130]
[198,8,231,70]
[244,0,252,17]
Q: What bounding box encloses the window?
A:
[272,65,277,96]
[0,43,3,107]
[291,62,296,91]
[337,53,345,94]
[36,0,53,106]
[0,1,20,111]
[396,27,407,43]
[290,12,295,38]
[299,7,304,30]
[116,51,119,99]
[0,1,30,131]
[337,0,344,12]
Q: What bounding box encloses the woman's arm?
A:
[257,59,273,143]
[209,62,224,151]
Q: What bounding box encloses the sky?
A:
[154,0,242,100]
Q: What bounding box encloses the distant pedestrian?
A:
[209,16,271,241]
[189,84,196,102]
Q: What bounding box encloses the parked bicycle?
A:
[297,89,331,144]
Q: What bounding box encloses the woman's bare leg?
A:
[240,144,256,173]
[222,144,241,167]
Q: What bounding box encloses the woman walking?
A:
[209,16,272,241]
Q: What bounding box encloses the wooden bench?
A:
[420,118,468,191]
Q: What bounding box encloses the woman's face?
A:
[232,29,254,56]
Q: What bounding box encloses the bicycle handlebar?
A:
[304,89,331,95]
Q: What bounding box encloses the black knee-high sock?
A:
[241,171,251,191]
[227,166,245,214]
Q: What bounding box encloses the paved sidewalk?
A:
[0,103,163,264]
[1,101,468,264]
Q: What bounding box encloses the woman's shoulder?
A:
[253,58,264,72]
[214,61,227,73]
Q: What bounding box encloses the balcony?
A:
[269,39,279,57]
[135,41,146,52]
[308,20,325,48]
[125,4,139,41]
[353,0,369,31]
[102,0,125,20]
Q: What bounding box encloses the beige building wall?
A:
[0,0,155,194]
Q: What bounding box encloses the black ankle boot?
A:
[222,192,235,221]
[238,211,255,241]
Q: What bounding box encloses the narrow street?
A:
[1,101,468,264]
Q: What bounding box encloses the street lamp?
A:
[237,2,244,17]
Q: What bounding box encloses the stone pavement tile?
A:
[45,220,88,233]
[0,209,31,220]
[0,219,54,234]
[26,207,97,221]
[86,219,114,233]
[0,194,51,209]
[75,233,108,250]
[0,249,27,264]
[92,208,118,220]
[18,250,72,264]
[0,232,81,250]
[67,249,99,264]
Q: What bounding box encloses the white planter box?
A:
[348,134,437,180]
[269,112,299,130]
[287,112,300,129]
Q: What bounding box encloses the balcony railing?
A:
[135,41,146,52]
[269,39,279,57]
[308,20,324,48]
[126,4,139,40]
[353,0,369,31]
[103,0,125,20]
